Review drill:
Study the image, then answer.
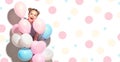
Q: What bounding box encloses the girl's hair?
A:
[28,8,40,16]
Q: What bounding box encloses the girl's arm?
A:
[33,32,39,41]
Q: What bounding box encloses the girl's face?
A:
[28,10,38,23]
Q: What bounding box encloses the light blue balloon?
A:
[18,48,33,61]
[42,24,52,39]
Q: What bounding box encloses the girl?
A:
[27,8,40,41]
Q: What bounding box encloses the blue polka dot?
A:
[118,2,120,5]
[74,44,77,47]
[103,27,107,30]
[64,0,68,2]
[0,7,2,10]
[52,46,55,49]
[96,0,99,3]
[5,39,9,42]
[67,17,71,20]
[118,54,120,57]
[0,54,1,57]
[91,58,94,61]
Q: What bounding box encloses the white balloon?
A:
[19,33,33,48]
[42,48,54,60]
[11,33,21,47]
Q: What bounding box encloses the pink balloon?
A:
[33,18,45,34]
[18,19,31,33]
[12,24,21,34]
[14,1,26,18]
[31,41,46,54]
[32,54,45,62]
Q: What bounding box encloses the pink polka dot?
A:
[117,33,120,40]
[85,16,93,24]
[0,58,8,62]
[5,0,13,4]
[59,31,66,39]
[75,0,83,5]
[103,56,112,62]
[49,6,56,14]
[69,57,77,62]
[104,12,113,20]
[85,40,93,48]
[0,24,6,32]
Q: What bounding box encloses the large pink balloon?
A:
[31,41,46,54]
[33,18,45,34]
[32,54,45,62]
[18,19,31,33]
[14,1,26,18]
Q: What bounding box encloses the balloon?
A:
[38,35,51,47]
[42,48,54,61]
[14,1,26,18]
[18,48,33,61]
[12,24,22,35]
[33,18,45,34]
[32,54,45,62]
[12,24,18,33]
[31,41,46,54]
[42,24,52,39]
[7,8,21,25]
[11,33,21,47]
[18,19,31,33]
[19,33,33,48]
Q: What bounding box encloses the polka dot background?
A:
[1,0,120,62]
